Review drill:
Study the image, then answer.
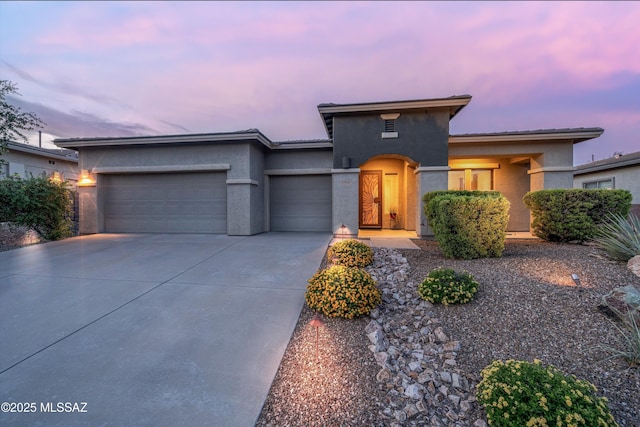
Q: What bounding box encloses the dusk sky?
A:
[1,1,638,165]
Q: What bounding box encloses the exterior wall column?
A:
[415,166,449,237]
[528,167,576,192]
[226,179,260,235]
[77,185,98,234]
[331,168,360,238]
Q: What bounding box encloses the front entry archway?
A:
[359,156,418,232]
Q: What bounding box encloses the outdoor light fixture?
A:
[309,314,323,361]
[50,171,62,182]
[77,169,96,187]
[571,273,581,288]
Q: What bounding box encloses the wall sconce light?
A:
[50,171,62,183]
[77,169,96,187]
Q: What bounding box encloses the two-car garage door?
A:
[101,172,331,234]
[103,173,227,233]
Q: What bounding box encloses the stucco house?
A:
[574,151,640,217]
[54,95,603,237]
[1,140,79,182]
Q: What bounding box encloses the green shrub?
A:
[477,359,618,427]
[422,190,502,225]
[523,189,631,243]
[593,213,640,261]
[305,265,380,318]
[327,239,374,267]
[418,268,479,305]
[423,192,510,259]
[0,175,74,240]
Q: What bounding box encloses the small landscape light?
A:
[309,314,323,361]
[571,273,581,288]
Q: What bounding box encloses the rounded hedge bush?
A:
[305,265,380,318]
[327,239,374,267]
[418,268,479,305]
[477,359,618,427]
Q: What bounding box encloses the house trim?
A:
[264,168,332,175]
[92,164,231,174]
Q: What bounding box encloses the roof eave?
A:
[54,131,273,149]
[5,141,79,162]
[449,129,604,144]
[318,95,473,139]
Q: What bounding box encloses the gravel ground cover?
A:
[257,239,640,426]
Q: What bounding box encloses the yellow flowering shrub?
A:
[305,265,381,318]
[327,239,374,267]
[418,268,479,305]
[477,359,618,427]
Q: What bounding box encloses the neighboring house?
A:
[1,140,79,183]
[54,95,603,237]
[574,151,640,218]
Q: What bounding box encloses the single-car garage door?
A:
[103,172,226,233]
[270,175,331,232]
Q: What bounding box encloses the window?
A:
[582,178,614,189]
[448,169,493,191]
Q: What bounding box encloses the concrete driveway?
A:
[0,232,331,426]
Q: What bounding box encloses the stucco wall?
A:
[78,142,264,235]
[265,148,332,171]
[1,149,78,181]
[494,160,531,231]
[332,109,450,169]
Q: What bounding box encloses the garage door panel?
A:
[270,175,331,232]
[104,173,226,233]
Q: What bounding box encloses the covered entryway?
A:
[269,175,332,232]
[359,156,418,232]
[102,172,227,233]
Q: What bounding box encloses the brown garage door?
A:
[103,172,226,233]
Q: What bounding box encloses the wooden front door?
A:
[359,170,382,228]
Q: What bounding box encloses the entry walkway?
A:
[331,229,537,250]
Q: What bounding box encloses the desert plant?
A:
[305,265,380,318]
[593,213,640,262]
[477,359,618,427]
[327,239,374,267]
[596,312,640,366]
[418,268,479,305]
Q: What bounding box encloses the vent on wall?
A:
[380,113,400,139]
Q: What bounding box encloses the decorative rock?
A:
[434,327,449,343]
[376,367,392,382]
[628,255,640,277]
[443,340,461,352]
[393,409,407,422]
[404,403,420,419]
[374,351,388,366]
[404,383,424,400]
[364,247,474,426]
[448,394,461,407]
[474,419,489,427]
